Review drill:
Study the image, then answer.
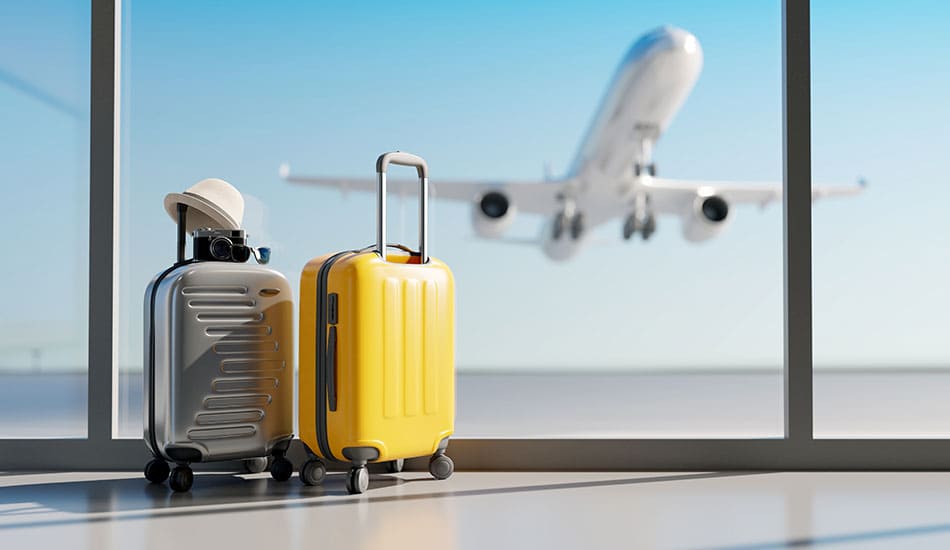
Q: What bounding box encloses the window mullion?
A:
[782,0,815,443]
[88,0,120,443]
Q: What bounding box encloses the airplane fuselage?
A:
[569,26,703,183]
[284,26,861,262]
[543,26,703,260]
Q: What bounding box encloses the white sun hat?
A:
[163,178,245,232]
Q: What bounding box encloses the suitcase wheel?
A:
[300,459,327,486]
[385,459,405,474]
[428,454,454,481]
[243,457,269,474]
[345,466,369,495]
[270,455,294,482]
[169,465,194,492]
[144,458,170,484]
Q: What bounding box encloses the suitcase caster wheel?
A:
[345,466,369,494]
[300,459,327,486]
[244,457,269,474]
[429,454,454,480]
[144,459,170,484]
[169,465,194,492]
[270,456,293,482]
[385,459,405,474]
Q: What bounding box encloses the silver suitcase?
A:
[143,204,294,492]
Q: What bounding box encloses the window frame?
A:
[5,0,949,471]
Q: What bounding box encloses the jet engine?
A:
[682,192,731,242]
[471,191,516,238]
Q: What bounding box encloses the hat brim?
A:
[164,192,241,232]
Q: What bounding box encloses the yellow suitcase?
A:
[298,152,455,494]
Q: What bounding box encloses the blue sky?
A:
[2,1,949,371]
[0,2,89,370]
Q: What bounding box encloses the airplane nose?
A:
[664,27,700,54]
[625,26,701,62]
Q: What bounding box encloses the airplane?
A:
[281,26,864,261]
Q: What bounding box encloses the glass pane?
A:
[118,1,783,438]
[0,2,90,437]
[813,1,950,437]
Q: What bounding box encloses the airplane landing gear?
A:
[642,215,656,239]
[633,163,657,177]
[570,213,584,240]
[552,211,585,241]
[552,195,584,241]
[552,211,567,240]
[623,212,656,241]
[624,191,655,241]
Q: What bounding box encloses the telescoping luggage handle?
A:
[376,151,429,264]
[177,204,188,263]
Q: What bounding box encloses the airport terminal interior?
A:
[5,0,950,548]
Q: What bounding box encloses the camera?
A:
[193,228,253,263]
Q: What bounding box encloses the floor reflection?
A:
[0,471,751,530]
[0,472,405,518]
[9,472,950,549]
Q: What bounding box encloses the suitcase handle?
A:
[177,203,188,263]
[375,151,428,263]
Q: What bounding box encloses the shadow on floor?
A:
[0,471,403,515]
[0,471,768,531]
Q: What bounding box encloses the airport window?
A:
[812,1,950,437]
[0,2,90,437]
[8,0,950,470]
[115,1,787,438]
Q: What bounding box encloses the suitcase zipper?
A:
[147,260,193,461]
[314,250,356,462]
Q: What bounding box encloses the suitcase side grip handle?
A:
[327,326,338,412]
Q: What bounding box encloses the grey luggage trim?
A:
[313,250,354,462]
[146,261,192,462]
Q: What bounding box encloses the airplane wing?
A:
[280,164,567,216]
[642,176,866,214]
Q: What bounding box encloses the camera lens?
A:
[210,237,233,260]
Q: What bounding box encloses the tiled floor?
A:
[4,470,950,549]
